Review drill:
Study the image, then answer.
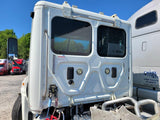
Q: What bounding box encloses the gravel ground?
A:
[0,74,159,120]
[0,74,26,120]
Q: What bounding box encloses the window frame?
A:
[51,16,92,56]
[97,25,126,58]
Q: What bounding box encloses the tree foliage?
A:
[0,29,17,59]
[18,33,30,59]
[0,29,31,60]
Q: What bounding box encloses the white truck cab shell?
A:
[28,1,132,113]
[128,0,160,103]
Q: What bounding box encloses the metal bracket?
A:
[102,97,159,119]
[114,19,121,27]
[62,1,72,18]
[49,84,58,98]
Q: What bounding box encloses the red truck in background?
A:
[0,59,12,75]
[10,59,26,75]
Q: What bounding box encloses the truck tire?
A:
[12,94,22,120]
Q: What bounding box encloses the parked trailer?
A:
[128,0,160,102]
[0,59,11,75]
[12,1,159,120]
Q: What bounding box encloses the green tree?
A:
[18,33,30,59]
[0,29,17,59]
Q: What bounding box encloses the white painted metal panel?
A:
[29,1,132,113]
[129,0,160,89]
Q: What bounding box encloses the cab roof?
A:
[35,1,130,26]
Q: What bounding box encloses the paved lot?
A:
[0,75,26,120]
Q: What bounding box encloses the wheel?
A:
[12,94,22,120]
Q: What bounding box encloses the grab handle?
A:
[42,30,49,99]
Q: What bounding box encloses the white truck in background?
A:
[128,0,160,103]
[11,1,159,120]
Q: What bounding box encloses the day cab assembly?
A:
[10,1,160,120]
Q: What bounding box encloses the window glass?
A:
[0,65,4,67]
[51,17,92,55]
[97,25,126,57]
[13,64,22,67]
[136,11,157,29]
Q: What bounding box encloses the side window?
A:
[51,16,92,56]
[97,25,126,57]
[136,10,157,29]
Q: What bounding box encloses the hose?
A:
[47,98,52,117]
